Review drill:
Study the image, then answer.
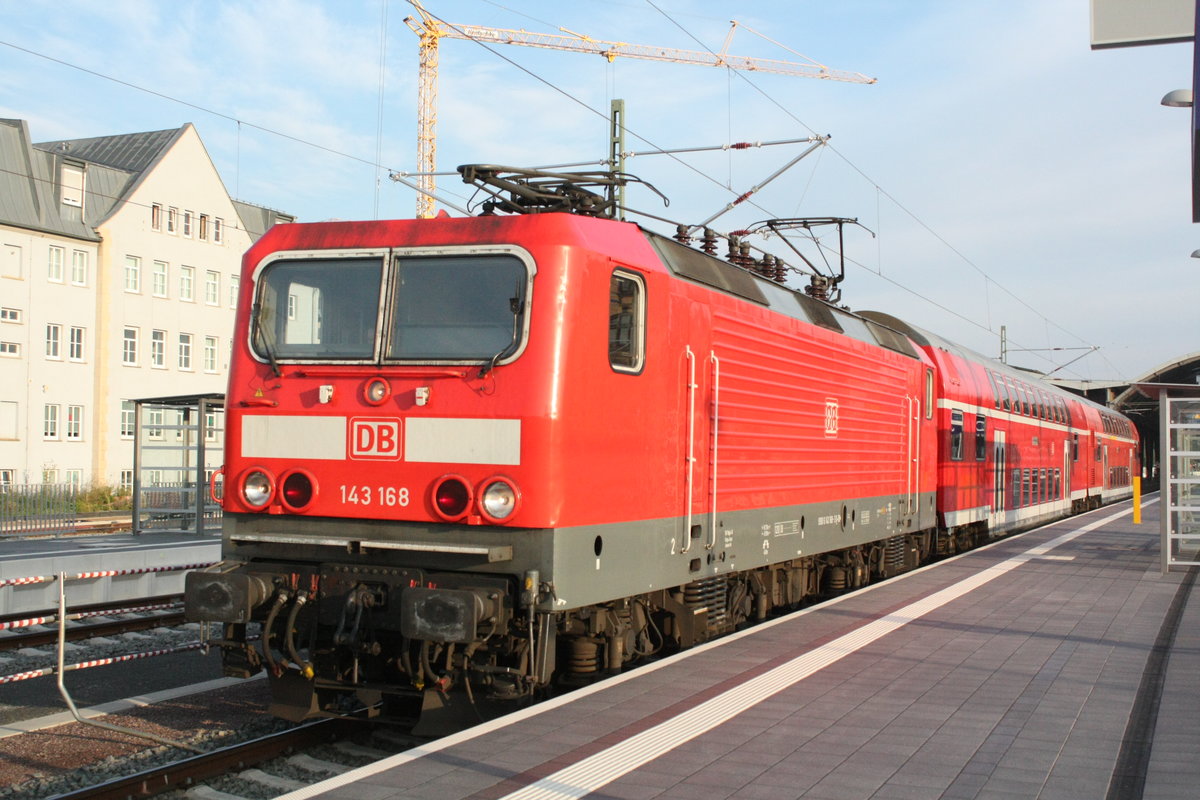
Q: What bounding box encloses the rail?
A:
[43,717,361,800]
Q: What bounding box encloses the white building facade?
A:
[0,120,292,487]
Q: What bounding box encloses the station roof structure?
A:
[1111,351,1200,411]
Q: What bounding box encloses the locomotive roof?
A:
[642,229,920,362]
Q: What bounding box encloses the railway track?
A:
[44,717,421,800]
[0,596,186,652]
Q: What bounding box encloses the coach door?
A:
[678,299,717,560]
[990,431,1006,528]
[1063,444,1072,512]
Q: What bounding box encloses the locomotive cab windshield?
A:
[250,250,533,365]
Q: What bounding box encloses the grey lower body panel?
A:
[222,490,935,612]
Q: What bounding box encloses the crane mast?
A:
[403,1,874,218]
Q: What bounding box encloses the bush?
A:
[77,484,133,513]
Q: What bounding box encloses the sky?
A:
[1,0,1197,385]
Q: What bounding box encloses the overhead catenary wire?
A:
[640,0,1115,380]
[0,9,1117,380]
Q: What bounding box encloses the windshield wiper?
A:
[478,287,524,379]
[251,302,283,378]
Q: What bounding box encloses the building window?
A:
[0,401,16,441]
[0,469,13,485]
[213,217,224,244]
[69,326,84,361]
[205,270,220,305]
[229,274,240,308]
[204,336,218,371]
[65,469,82,487]
[43,404,59,439]
[167,207,178,234]
[151,329,166,368]
[0,307,20,323]
[151,203,162,231]
[287,293,297,320]
[183,210,193,238]
[179,333,192,370]
[124,255,141,293]
[147,407,164,440]
[0,341,18,356]
[61,162,84,208]
[122,327,138,365]
[119,469,133,490]
[66,405,83,440]
[45,323,61,359]
[120,401,136,439]
[42,468,59,484]
[180,266,194,301]
[153,261,168,297]
[199,213,209,240]
[71,250,88,285]
[48,245,64,282]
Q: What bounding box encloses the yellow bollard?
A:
[1133,476,1141,524]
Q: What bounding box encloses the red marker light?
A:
[432,476,471,520]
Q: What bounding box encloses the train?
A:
[184,166,1139,727]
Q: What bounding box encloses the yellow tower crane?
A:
[402,1,874,218]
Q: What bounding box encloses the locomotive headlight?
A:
[364,377,390,405]
[242,470,273,508]
[479,478,519,522]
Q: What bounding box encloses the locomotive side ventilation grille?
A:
[684,575,729,630]
[864,321,919,359]
[794,294,843,333]
[646,234,770,306]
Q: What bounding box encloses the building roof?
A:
[233,200,295,241]
[0,119,292,242]
[0,118,102,241]
[35,126,182,174]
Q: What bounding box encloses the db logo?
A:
[349,418,402,460]
[824,399,839,438]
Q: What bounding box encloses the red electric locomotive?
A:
[185,167,1136,724]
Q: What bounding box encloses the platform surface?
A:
[280,497,1193,800]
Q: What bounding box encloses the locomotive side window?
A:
[253,257,383,360]
[386,255,527,362]
[609,270,645,373]
[924,369,933,419]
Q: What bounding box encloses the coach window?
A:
[998,377,1012,412]
[1072,433,1080,462]
[986,371,1000,409]
[950,409,964,461]
[975,415,987,461]
[609,270,645,373]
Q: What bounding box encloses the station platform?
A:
[0,531,219,616]
[276,496,1198,800]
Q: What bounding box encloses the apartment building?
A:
[0,119,293,487]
